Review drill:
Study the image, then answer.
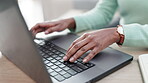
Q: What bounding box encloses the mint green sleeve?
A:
[71,0,118,33]
[122,24,148,47]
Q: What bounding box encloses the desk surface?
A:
[0,43,147,83]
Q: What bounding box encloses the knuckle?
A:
[81,47,86,51]
[74,44,79,49]
[91,50,96,55]
[83,33,89,37]
[67,52,72,56]
[87,35,94,40]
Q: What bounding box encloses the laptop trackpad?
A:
[50,33,79,50]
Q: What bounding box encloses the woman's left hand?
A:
[63,28,120,63]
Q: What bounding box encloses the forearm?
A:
[73,0,118,33]
[122,23,148,47]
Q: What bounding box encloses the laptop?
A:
[0,0,133,83]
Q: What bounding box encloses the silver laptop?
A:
[0,0,133,83]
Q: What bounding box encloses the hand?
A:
[30,18,76,36]
[63,28,120,63]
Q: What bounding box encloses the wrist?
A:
[112,28,120,43]
[66,18,76,30]
[116,25,125,45]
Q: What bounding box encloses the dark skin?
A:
[31,18,120,63]
[31,18,76,36]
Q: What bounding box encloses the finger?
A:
[31,22,55,31]
[69,42,96,62]
[67,33,89,52]
[63,35,92,61]
[33,28,45,36]
[83,46,99,63]
[31,23,44,31]
[44,25,61,34]
[66,36,84,53]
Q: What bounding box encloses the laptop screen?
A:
[0,0,52,83]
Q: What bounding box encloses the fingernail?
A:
[69,57,75,62]
[83,59,87,63]
[63,56,68,61]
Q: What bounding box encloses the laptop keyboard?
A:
[37,40,95,82]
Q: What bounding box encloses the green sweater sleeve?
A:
[72,0,118,33]
[122,24,148,47]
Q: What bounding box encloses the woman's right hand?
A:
[30,18,76,36]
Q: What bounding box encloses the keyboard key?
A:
[52,49,56,52]
[46,57,53,61]
[59,53,65,57]
[46,63,54,67]
[76,62,88,70]
[42,52,47,56]
[59,64,66,68]
[54,74,65,82]
[42,54,49,58]
[71,66,83,73]
[42,58,46,61]
[46,42,50,45]
[64,61,75,67]
[50,43,55,47]
[59,59,64,62]
[59,70,67,75]
[63,73,71,79]
[44,60,50,64]
[67,69,77,75]
[45,65,50,69]
[55,56,62,60]
[52,54,58,58]
[51,65,58,69]
[44,50,50,53]
[54,61,61,65]
[49,52,54,55]
[50,71,58,77]
[63,66,70,71]
[74,60,78,63]
[55,51,60,55]
[50,59,57,63]
[84,63,95,67]
[49,48,53,51]
[47,69,54,73]
[55,67,62,72]
[42,49,46,52]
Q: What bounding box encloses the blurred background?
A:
[18,0,119,31]
[18,0,98,29]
